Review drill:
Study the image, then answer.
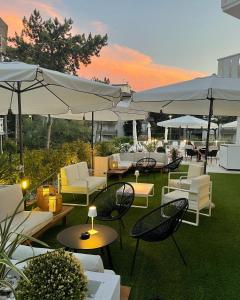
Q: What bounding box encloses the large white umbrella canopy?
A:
[222,120,237,128]
[131,74,240,172]
[131,74,240,116]
[0,62,121,115]
[0,62,121,167]
[157,115,218,129]
[51,108,147,122]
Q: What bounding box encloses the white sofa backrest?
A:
[189,175,210,203]
[76,162,90,179]
[134,152,148,162]
[149,152,168,164]
[0,184,24,223]
[61,164,79,185]
[188,164,204,179]
[119,152,134,161]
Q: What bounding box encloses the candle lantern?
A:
[49,194,57,213]
[134,170,140,182]
[111,160,118,169]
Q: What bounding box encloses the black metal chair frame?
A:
[162,156,183,173]
[185,148,198,160]
[136,157,157,173]
[208,149,218,163]
[130,198,188,275]
[88,182,135,248]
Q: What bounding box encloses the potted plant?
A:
[16,249,88,300]
[0,188,48,298]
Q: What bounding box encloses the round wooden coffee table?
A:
[57,224,118,269]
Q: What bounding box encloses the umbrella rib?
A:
[162,100,173,108]
[21,80,45,92]
[0,83,15,92]
[36,80,70,108]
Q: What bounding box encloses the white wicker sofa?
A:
[59,162,107,206]
[0,184,53,239]
[109,152,168,169]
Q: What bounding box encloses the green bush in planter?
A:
[16,249,88,300]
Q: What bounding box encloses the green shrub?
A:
[16,249,88,300]
[24,140,92,188]
[0,153,19,184]
[94,141,116,156]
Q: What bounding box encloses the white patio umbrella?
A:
[51,108,147,165]
[222,120,237,128]
[157,115,218,129]
[131,74,240,172]
[133,120,138,149]
[147,122,151,142]
[164,128,169,143]
[222,118,240,143]
[0,62,121,167]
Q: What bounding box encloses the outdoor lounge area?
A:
[2,2,240,299]
[30,168,239,300]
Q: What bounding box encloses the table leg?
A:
[62,215,67,226]
[106,245,114,270]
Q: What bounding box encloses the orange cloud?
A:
[78,44,207,91]
[1,0,63,36]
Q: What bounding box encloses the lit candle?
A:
[49,195,56,212]
[43,186,50,197]
[88,206,98,235]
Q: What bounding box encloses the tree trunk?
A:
[46,115,53,149]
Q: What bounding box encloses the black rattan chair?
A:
[130,198,188,275]
[208,149,218,163]
[136,157,157,173]
[89,182,135,248]
[186,148,198,160]
[162,156,183,173]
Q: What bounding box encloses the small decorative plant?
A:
[16,249,88,300]
[171,148,178,161]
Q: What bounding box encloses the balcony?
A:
[222,0,240,19]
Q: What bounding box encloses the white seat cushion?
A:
[62,177,106,194]
[1,211,53,239]
[118,161,132,169]
[162,190,189,204]
[168,179,192,190]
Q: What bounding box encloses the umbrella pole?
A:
[91,111,94,171]
[17,82,24,177]
[204,98,213,174]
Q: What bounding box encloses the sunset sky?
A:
[1,0,240,91]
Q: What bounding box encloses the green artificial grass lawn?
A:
[39,166,240,300]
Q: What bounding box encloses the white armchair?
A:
[168,163,204,190]
[162,175,211,226]
[59,162,107,206]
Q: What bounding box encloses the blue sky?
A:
[2,0,240,89]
